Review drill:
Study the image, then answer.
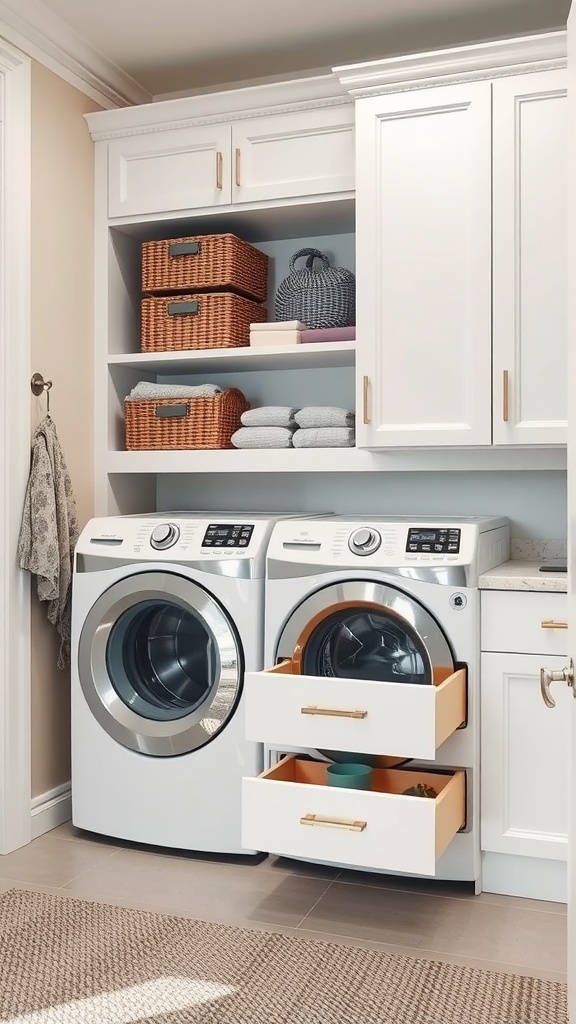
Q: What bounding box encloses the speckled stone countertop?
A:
[479,560,567,593]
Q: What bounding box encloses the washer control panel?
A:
[406,526,461,555]
[348,527,382,556]
[150,523,180,550]
[201,523,255,549]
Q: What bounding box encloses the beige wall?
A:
[30,62,102,798]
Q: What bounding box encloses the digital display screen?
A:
[409,531,436,542]
[406,526,461,555]
[201,523,254,549]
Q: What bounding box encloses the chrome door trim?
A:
[78,571,242,756]
[276,580,453,677]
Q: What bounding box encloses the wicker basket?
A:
[125,389,250,450]
[141,292,267,352]
[142,234,268,302]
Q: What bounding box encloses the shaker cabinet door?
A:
[108,124,232,218]
[355,81,492,448]
[492,71,567,445]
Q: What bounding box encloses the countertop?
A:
[479,560,567,593]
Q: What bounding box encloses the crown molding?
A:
[85,72,349,140]
[0,0,151,108]
[334,31,567,96]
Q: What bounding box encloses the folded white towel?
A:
[249,330,301,347]
[293,427,355,448]
[231,426,295,449]
[250,320,307,331]
[127,381,222,401]
[241,406,299,428]
[295,406,355,428]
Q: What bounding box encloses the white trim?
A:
[31,783,72,840]
[0,41,32,855]
[334,31,567,96]
[0,0,150,108]
[482,851,567,904]
[85,74,350,141]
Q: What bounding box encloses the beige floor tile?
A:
[45,820,122,848]
[337,868,567,915]
[63,847,335,928]
[257,854,341,880]
[295,927,567,984]
[299,880,567,974]
[0,834,120,887]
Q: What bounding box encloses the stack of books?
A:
[249,320,306,347]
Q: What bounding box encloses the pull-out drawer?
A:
[242,756,466,874]
[244,662,466,760]
[481,591,568,656]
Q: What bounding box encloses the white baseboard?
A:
[482,851,567,904]
[31,782,71,840]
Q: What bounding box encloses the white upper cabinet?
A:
[106,103,354,219]
[108,124,233,217]
[355,82,492,448]
[492,70,567,445]
[231,105,354,205]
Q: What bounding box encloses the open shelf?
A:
[108,341,355,375]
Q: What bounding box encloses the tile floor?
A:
[0,821,567,985]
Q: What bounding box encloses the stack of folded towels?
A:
[126,381,223,400]
[231,406,355,449]
[293,407,355,448]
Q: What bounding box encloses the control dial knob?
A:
[348,527,382,556]
[150,523,179,550]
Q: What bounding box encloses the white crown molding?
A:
[85,72,349,140]
[0,0,151,108]
[334,31,567,96]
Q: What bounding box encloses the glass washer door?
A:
[277,580,454,685]
[78,571,242,756]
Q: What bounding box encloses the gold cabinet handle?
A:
[301,705,367,719]
[502,369,509,422]
[541,620,568,630]
[300,813,367,832]
[363,375,370,424]
[215,151,223,190]
[235,147,241,187]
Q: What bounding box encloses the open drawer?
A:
[242,756,466,874]
[244,662,467,760]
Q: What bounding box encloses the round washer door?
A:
[277,580,454,685]
[78,571,243,756]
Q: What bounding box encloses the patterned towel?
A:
[17,416,79,669]
[241,407,299,428]
[231,427,295,449]
[127,382,222,400]
[293,427,355,448]
[295,407,355,428]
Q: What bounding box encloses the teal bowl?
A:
[326,763,373,790]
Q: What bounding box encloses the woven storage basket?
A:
[141,292,267,352]
[142,234,268,302]
[125,388,250,450]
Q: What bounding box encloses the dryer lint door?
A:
[77,571,243,757]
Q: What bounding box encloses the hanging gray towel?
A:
[17,416,79,669]
[295,406,355,428]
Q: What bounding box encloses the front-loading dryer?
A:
[242,515,510,885]
[71,511,312,854]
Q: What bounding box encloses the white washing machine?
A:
[71,511,312,854]
[242,515,509,885]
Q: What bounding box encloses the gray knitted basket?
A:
[274,248,355,329]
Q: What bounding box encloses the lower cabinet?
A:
[480,590,569,900]
[242,756,465,875]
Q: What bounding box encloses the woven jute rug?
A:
[0,888,567,1023]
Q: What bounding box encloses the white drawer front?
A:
[242,757,465,874]
[481,591,567,655]
[244,663,466,761]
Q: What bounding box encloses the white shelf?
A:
[105,446,567,475]
[108,341,355,374]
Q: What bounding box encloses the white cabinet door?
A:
[108,124,232,217]
[355,82,492,447]
[481,651,569,861]
[492,71,567,446]
[231,105,355,205]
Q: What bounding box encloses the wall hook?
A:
[31,372,52,413]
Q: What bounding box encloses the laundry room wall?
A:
[29,62,101,803]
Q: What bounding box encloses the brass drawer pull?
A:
[215,151,223,190]
[301,705,368,719]
[300,813,367,832]
[541,620,568,630]
[363,375,370,424]
[502,369,509,422]
[235,147,241,187]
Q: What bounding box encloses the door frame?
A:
[0,42,32,854]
